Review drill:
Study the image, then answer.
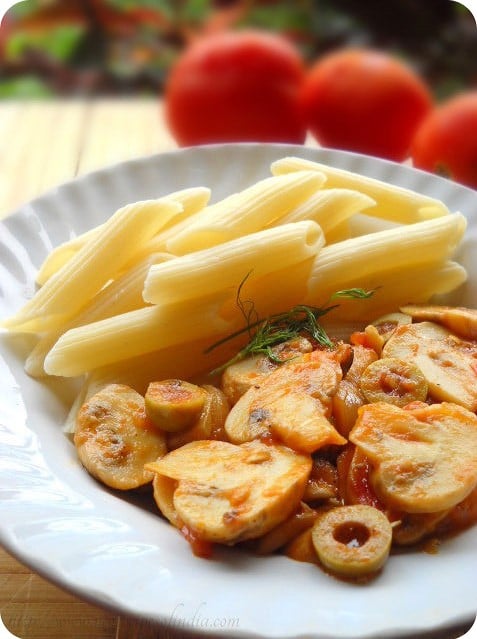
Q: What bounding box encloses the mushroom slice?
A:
[284,527,320,565]
[75,384,166,490]
[225,349,347,453]
[332,380,365,439]
[304,457,339,503]
[146,439,311,544]
[152,473,180,527]
[436,485,477,536]
[221,337,313,405]
[392,510,450,546]
[350,401,477,513]
[255,502,318,554]
[400,304,477,341]
[333,345,378,437]
[225,386,346,453]
[344,345,379,386]
[262,346,350,406]
[372,312,412,341]
[382,321,477,411]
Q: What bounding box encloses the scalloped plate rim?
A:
[1,143,476,639]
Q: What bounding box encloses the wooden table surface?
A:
[0,99,177,220]
[0,99,474,639]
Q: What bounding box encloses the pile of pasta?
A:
[4,155,477,580]
[3,156,467,409]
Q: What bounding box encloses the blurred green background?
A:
[0,0,476,100]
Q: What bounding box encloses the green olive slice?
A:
[359,357,428,407]
[312,505,392,577]
[145,379,206,432]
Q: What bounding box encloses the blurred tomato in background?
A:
[300,49,433,162]
[165,30,306,145]
[0,0,476,184]
[412,92,477,189]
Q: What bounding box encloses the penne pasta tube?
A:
[322,219,352,244]
[166,170,326,255]
[324,212,398,243]
[25,252,174,377]
[304,213,466,302]
[219,254,465,331]
[159,186,212,228]
[272,188,376,235]
[306,260,467,341]
[127,174,325,269]
[143,221,324,305]
[4,198,182,333]
[74,188,214,277]
[116,194,235,271]
[271,156,450,223]
[219,258,314,323]
[319,260,467,322]
[345,213,399,237]
[43,293,236,377]
[35,187,210,285]
[35,227,98,286]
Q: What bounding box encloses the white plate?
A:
[1,144,476,639]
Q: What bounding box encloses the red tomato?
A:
[411,92,477,189]
[165,30,307,146]
[300,48,433,161]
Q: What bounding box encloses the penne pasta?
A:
[304,213,466,302]
[93,188,240,274]
[158,186,212,228]
[166,170,326,255]
[216,256,465,333]
[322,219,352,244]
[35,227,98,286]
[42,214,466,379]
[271,188,376,236]
[43,293,235,377]
[319,260,467,322]
[219,258,314,323]
[3,155,470,438]
[271,156,450,223]
[143,221,324,305]
[35,187,210,285]
[4,198,182,333]
[345,213,399,237]
[25,252,174,377]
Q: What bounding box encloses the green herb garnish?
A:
[206,279,374,374]
[331,288,375,300]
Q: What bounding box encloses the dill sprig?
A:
[331,287,376,300]
[206,281,374,374]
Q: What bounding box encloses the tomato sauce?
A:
[179,523,214,559]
